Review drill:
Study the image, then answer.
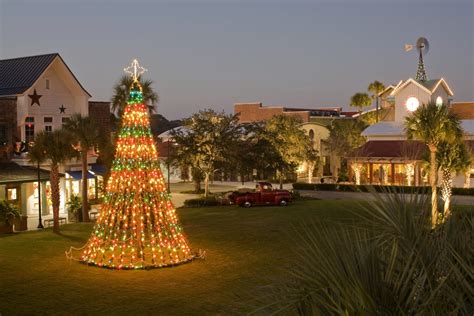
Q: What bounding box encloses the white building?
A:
[0,53,110,226]
[348,77,473,187]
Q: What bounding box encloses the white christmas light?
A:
[124,59,147,81]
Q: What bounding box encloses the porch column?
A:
[391,163,395,185]
[41,181,48,215]
[369,163,373,184]
[20,183,27,215]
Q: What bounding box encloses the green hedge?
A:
[183,197,219,207]
[292,183,474,196]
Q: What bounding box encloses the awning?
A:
[90,164,107,176]
[0,162,51,184]
[66,171,95,180]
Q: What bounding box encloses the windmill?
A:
[405,37,429,82]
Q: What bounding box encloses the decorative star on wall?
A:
[28,89,42,106]
[59,105,66,113]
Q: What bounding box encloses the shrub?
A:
[180,189,205,194]
[183,197,219,207]
[66,195,82,221]
[0,200,20,226]
[250,192,474,314]
[292,182,474,195]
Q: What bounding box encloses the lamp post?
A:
[37,161,44,229]
[167,140,171,193]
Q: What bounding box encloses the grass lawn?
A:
[3,199,469,315]
[0,199,358,315]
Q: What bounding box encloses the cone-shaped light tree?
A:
[73,60,193,269]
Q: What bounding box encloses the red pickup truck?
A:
[229,182,292,208]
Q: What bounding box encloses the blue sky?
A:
[1,0,472,119]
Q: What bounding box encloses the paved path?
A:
[299,190,474,206]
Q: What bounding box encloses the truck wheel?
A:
[243,201,252,208]
[279,199,288,206]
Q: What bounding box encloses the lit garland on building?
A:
[67,60,193,269]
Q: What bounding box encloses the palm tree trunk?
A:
[442,169,453,219]
[81,150,90,222]
[50,164,61,233]
[430,149,438,228]
[375,97,379,122]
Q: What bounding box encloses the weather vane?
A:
[124,59,147,81]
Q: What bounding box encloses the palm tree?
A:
[350,93,372,114]
[405,102,462,227]
[111,75,159,117]
[64,114,100,222]
[28,130,77,233]
[436,141,470,218]
[368,81,385,122]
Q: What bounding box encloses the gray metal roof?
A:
[418,79,439,91]
[0,53,91,97]
[0,53,58,96]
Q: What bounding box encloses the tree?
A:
[305,146,319,183]
[405,102,462,227]
[224,123,257,184]
[67,79,193,269]
[64,114,100,222]
[436,141,470,218]
[28,130,77,233]
[326,119,367,182]
[171,110,241,197]
[350,92,372,114]
[262,115,312,189]
[111,75,158,117]
[368,81,385,122]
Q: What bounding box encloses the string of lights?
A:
[67,73,194,270]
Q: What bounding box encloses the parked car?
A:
[229,182,292,207]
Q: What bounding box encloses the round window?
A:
[406,97,420,112]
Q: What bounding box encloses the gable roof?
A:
[0,53,91,97]
[389,77,453,97]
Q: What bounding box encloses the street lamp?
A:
[37,161,44,229]
[167,140,171,193]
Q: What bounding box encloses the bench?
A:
[44,217,67,227]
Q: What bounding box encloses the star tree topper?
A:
[124,59,147,81]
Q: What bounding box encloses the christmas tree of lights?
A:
[68,59,193,269]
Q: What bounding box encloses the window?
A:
[7,188,17,200]
[309,129,315,141]
[46,79,50,90]
[62,117,70,126]
[44,117,53,133]
[406,97,420,112]
[436,96,443,107]
[25,117,35,142]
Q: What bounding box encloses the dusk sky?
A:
[1,0,472,120]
